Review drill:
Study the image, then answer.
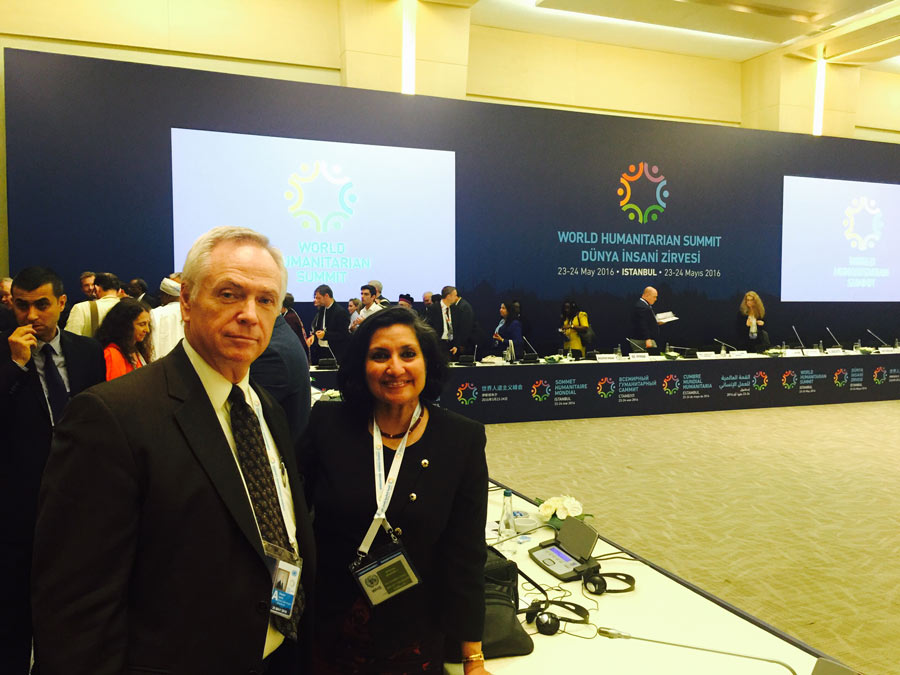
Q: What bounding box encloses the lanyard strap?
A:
[357,403,422,556]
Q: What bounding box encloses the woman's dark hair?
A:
[338,307,448,414]
[96,298,152,364]
[560,299,579,322]
[501,300,519,322]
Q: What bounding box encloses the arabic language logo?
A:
[662,374,680,395]
[782,370,797,389]
[596,377,616,398]
[843,197,884,251]
[531,380,551,401]
[617,162,668,224]
[456,382,478,405]
[873,367,886,385]
[753,371,768,391]
[833,369,849,387]
[285,161,358,233]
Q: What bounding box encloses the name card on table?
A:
[727,350,749,358]
[784,349,806,357]
[696,351,717,360]
[877,347,897,354]
[628,352,651,360]
[596,354,619,362]
[825,348,845,355]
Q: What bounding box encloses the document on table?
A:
[656,311,679,324]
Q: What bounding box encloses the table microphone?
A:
[596,627,800,675]
[825,327,842,349]
[791,325,807,356]
[866,329,888,347]
[626,338,647,352]
[713,338,736,352]
[523,336,539,355]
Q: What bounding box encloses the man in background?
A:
[64,272,121,337]
[149,275,184,360]
[0,267,104,674]
[306,284,350,364]
[350,284,382,332]
[126,278,159,308]
[630,286,661,350]
[78,271,96,300]
[368,279,390,308]
[0,278,15,332]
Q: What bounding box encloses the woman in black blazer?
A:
[299,308,490,674]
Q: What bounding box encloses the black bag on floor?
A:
[446,546,534,661]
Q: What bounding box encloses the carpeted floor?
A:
[484,400,900,675]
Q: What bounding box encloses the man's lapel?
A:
[166,345,265,560]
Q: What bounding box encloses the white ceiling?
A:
[469,0,900,73]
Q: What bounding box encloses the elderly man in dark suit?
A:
[0,267,105,674]
[32,227,316,675]
[630,285,662,350]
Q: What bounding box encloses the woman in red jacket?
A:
[96,297,152,380]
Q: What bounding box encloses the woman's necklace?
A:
[376,413,423,439]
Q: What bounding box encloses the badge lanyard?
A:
[356,403,422,558]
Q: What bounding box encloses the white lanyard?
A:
[357,403,422,557]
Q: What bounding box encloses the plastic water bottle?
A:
[498,489,517,556]
[613,344,622,358]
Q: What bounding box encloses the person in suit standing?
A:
[306,284,350,364]
[436,286,477,359]
[32,227,316,675]
[64,272,121,337]
[251,313,311,445]
[630,286,662,350]
[0,266,105,674]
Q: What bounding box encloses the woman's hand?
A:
[464,663,492,675]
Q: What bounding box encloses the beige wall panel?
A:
[778,104,814,134]
[0,0,169,48]
[854,127,900,144]
[339,0,403,58]
[779,56,816,108]
[169,0,341,68]
[416,1,470,66]
[822,110,857,139]
[341,50,401,91]
[823,64,860,115]
[741,53,781,119]
[748,105,781,131]
[416,60,468,98]
[857,70,900,133]
[468,26,739,123]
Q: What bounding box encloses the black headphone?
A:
[520,599,591,636]
[582,571,636,596]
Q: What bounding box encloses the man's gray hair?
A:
[368,279,383,294]
[182,226,287,301]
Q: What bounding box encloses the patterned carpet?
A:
[484,400,900,675]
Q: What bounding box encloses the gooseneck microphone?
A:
[713,338,737,352]
[867,329,888,347]
[596,627,799,675]
[626,338,647,352]
[791,325,806,356]
[523,336,539,355]
[825,327,842,349]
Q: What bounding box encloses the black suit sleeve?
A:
[451,301,475,353]
[32,391,139,675]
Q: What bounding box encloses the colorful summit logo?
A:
[753,371,768,391]
[285,161,358,233]
[873,367,886,385]
[531,380,551,402]
[782,370,797,389]
[456,382,478,405]
[843,197,883,251]
[662,374,679,395]
[833,369,849,387]
[596,377,615,398]
[617,162,669,224]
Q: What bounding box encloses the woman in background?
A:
[490,301,523,358]
[96,297,152,380]
[348,297,361,328]
[736,290,769,351]
[560,299,590,357]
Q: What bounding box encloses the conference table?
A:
[311,348,900,423]
[441,482,853,675]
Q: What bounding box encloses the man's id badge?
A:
[264,542,302,619]
[350,540,420,607]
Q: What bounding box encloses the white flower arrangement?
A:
[537,495,584,521]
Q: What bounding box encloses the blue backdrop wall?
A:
[5,49,900,353]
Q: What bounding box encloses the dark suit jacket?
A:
[630,298,659,343]
[309,301,350,364]
[32,343,316,675]
[450,298,477,355]
[0,329,105,543]
[251,314,311,446]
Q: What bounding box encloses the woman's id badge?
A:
[350,541,420,607]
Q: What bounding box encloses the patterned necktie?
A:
[445,306,453,340]
[228,385,303,639]
[41,343,70,425]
